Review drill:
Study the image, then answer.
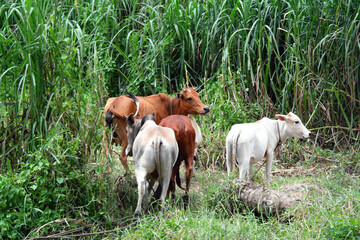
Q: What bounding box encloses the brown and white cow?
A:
[124,114,178,216]
[125,114,200,199]
[226,112,311,185]
[159,115,197,199]
[103,88,209,173]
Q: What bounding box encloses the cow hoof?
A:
[134,212,142,221]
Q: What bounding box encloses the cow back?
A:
[159,115,196,158]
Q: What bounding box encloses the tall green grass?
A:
[2,0,358,161]
[0,0,116,238]
[110,0,359,148]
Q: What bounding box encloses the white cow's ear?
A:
[276,114,287,121]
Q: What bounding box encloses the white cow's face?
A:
[124,113,141,156]
[276,112,311,139]
[124,113,155,156]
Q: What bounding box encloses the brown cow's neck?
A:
[170,97,173,115]
[169,96,185,115]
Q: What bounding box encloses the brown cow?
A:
[159,115,196,199]
[103,88,209,173]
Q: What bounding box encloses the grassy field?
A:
[116,170,359,239]
[102,140,359,239]
[22,140,358,239]
[36,143,357,239]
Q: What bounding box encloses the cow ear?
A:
[124,113,134,125]
[129,113,135,123]
[176,92,182,99]
[276,114,287,121]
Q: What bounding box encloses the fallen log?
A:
[232,179,299,217]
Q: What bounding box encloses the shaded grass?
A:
[109,165,360,239]
[95,142,360,239]
[21,139,360,239]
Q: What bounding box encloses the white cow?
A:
[226,112,311,185]
[124,114,178,215]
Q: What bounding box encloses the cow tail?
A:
[154,137,162,176]
[105,111,115,129]
[126,90,140,116]
[231,133,240,172]
[175,169,185,191]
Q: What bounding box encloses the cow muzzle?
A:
[201,106,210,114]
[303,131,312,139]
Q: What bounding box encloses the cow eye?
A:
[294,120,300,124]
[187,97,192,101]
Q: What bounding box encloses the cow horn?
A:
[183,84,187,92]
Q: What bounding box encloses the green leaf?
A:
[56,177,64,184]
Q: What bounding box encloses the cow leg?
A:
[110,118,130,174]
[238,154,250,180]
[103,129,110,155]
[135,170,147,216]
[159,171,171,212]
[146,178,157,198]
[102,114,111,156]
[239,164,248,180]
[149,181,162,212]
[265,152,274,186]
[117,122,130,174]
[226,140,233,175]
[102,129,110,173]
[102,118,113,173]
[168,162,180,199]
[150,178,168,212]
[248,161,255,180]
[120,144,130,174]
[181,156,194,209]
[184,156,194,195]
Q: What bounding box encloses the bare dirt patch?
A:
[271,165,338,178]
[279,182,324,200]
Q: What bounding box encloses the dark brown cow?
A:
[103,88,209,173]
[159,115,196,199]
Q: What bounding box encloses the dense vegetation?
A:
[0,0,359,238]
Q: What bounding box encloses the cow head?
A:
[176,87,209,115]
[124,113,155,156]
[124,113,141,156]
[276,112,311,139]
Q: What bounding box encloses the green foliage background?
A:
[0,0,359,238]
